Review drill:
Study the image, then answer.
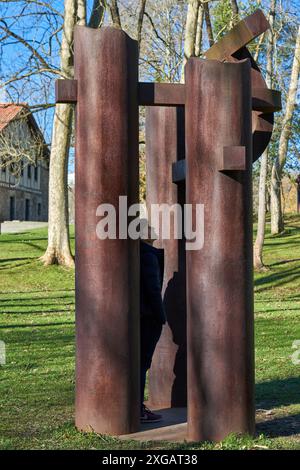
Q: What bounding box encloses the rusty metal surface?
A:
[74,26,140,435]
[204,9,269,61]
[138,83,185,106]
[185,58,254,442]
[55,79,78,103]
[252,88,281,112]
[221,146,246,171]
[232,47,275,162]
[146,106,187,409]
[204,10,280,162]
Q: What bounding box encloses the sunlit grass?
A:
[0,217,300,449]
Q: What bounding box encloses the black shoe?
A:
[140,404,162,423]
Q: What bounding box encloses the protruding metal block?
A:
[55,79,78,103]
[220,146,246,171]
[252,88,282,112]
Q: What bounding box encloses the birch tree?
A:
[195,3,204,57]
[181,0,200,82]
[230,0,239,25]
[41,0,105,267]
[253,0,276,270]
[204,1,214,47]
[40,0,76,267]
[270,24,300,234]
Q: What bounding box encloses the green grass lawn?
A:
[0,217,300,450]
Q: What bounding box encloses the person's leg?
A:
[140,317,163,420]
[140,364,147,412]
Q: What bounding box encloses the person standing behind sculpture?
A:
[140,225,166,423]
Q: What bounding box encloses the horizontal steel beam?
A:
[138,82,185,106]
[55,80,281,116]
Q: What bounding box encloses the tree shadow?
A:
[256,377,300,410]
[254,265,300,292]
[256,413,300,437]
[255,377,300,438]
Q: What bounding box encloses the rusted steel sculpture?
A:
[56,9,280,441]
[146,107,187,409]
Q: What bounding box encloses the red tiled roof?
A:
[0,103,28,132]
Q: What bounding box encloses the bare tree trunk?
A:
[195,2,204,57]
[204,2,214,47]
[77,0,86,25]
[181,0,200,82]
[137,0,147,52]
[230,0,239,18]
[270,24,300,234]
[109,0,122,29]
[254,0,276,270]
[88,0,105,28]
[40,0,77,267]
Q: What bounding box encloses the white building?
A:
[0,103,49,221]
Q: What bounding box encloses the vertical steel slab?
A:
[74,26,139,435]
[146,107,187,408]
[185,58,254,441]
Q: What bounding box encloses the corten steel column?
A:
[74,26,139,435]
[146,107,187,409]
[185,58,254,442]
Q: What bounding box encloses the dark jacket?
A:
[140,241,166,324]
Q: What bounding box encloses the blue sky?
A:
[0,0,299,175]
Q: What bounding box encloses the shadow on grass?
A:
[0,309,74,315]
[0,260,38,271]
[0,289,75,296]
[256,377,300,409]
[254,266,300,292]
[0,321,74,329]
[270,258,300,267]
[0,237,48,243]
[0,300,74,309]
[257,413,300,437]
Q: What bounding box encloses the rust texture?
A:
[204,9,269,61]
[55,79,77,103]
[139,83,185,106]
[221,146,246,171]
[146,107,187,408]
[204,16,281,162]
[185,58,254,442]
[74,26,140,435]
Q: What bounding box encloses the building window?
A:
[25,199,30,221]
[10,196,15,221]
[2,166,6,173]
[21,160,24,177]
[34,166,38,181]
[37,203,41,218]
[27,165,31,179]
